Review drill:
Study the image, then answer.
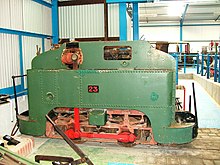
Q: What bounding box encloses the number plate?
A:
[88,85,99,93]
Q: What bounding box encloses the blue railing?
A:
[196,54,220,83]
[170,53,220,84]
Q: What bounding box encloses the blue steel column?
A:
[180,23,183,53]
[18,35,24,90]
[119,3,127,40]
[133,3,139,40]
[183,53,186,73]
[42,38,45,52]
[179,4,188,54]
[175,53,179,85]
[218,55,220,83]
[206,54,210,79]
[201,54,204,76]
[52,0,59,44]
[196,53,200,74]
[214,54,217,82]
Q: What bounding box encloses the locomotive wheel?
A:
[72,138,87,144]
[117,141,136,147]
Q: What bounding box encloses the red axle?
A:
[65,108,136,143]
[65,129,136,143]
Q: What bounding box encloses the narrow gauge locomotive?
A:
[18,41,198,145]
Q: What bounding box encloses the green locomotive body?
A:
[18,41,197,144]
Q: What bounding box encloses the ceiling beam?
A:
[139,3,220,9]
[187,3,220,8]
[32,0,52,8]
[215,15,220,21]
[138,23,220,28]
[182,13,214,15]
[58,0,104,7]
[180,4,189,24]
[140,13,214,17]
[139,18,220,23]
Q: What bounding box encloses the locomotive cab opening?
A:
[104,46,132,60]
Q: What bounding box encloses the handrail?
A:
[170,53,220,84]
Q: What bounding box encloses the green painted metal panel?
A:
[79,41,175,70]
[18,117,44,136]
[89,109,107,126]
[57,70,81,106]
[25,69,178,140]
[79,70,174,108]
[154,124,194,144]
[18,41,196,144]
[31,41,175,71]
[32,44,66,70]
[25,70,81,136]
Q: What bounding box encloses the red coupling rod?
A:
[65,107,136,143]
[65,129,136,143]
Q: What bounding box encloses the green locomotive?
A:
[18,41,197,145]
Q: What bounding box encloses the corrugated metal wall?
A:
[0,0,52,136]
[0,0,52,35]
[45,38,52,51]
[0,0,11,29]
[42,6,52,35]
[23,0,52,34]
[108,4,119,37]
[10,0,24,30]
[0,0,24,29]
[22,36,42,88]
[0,33,20,89]
[0,0,52,91]
[59,4,119,39]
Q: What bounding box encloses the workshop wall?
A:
[0,0,52,91]
[0,34,21,89]
[59,4,119,38]
[0,0,52,135]
[23,0,52,35]
[0,0,23,31]
[0,0,52,34]
[139,24,220,53]
[139,26,180,42]
[184,26,220,41]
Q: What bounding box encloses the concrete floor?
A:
[178,80,220,128]
[27,128,220,165]
[20,77,220,165]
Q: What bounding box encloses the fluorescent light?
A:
[167,2,184,17]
